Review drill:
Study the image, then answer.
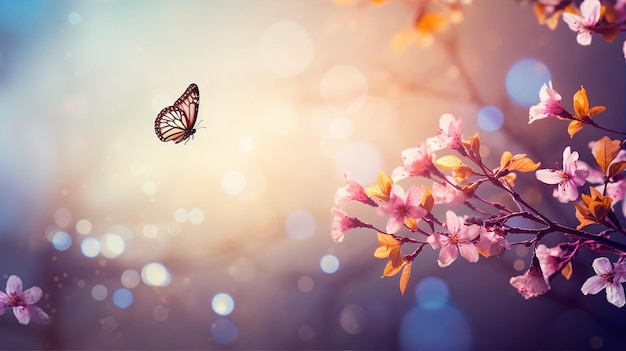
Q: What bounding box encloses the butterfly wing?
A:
[155,106,191,143]
[173,83,200,129]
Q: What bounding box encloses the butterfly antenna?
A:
[196,119,206,130]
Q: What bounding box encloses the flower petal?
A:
[26,305,49,324]
[535,169,562,184]
[581,275,607,295]
[21,286,43,305]
[437,244,458,267]
[592,257,613,275]
[6,275,22,296]
[13,306,30,325]
[606,283,626,308]
[458,243,479,263]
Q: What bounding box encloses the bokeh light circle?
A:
[320,254,339,274]
[189,208,205,224]
[212,293,235,316]
[101,233,125,258]
[52,231,72,251]
[141,262,172,287]
[68,11,81,25]
[76,219,92,235]
[285,209,316,240]
[298,275,314,292]
[121,269,141,289]
[415,277,449,309]
[143,181,157,195]
[221,170,247,195]
[399,304,472,351]
[91,284,108,301]
[211,318,238,345]
[340,304,367,335]
[112,288,133,309]
[81,237,101,258]
[477,105,504,132]
[505,58,551,107]
[174,208,189,223]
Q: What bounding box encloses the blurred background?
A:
[0,0,625,349]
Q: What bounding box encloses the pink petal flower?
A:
[510,256,550,299]
[391,143,435,182]
[426,113,463,151]
[476,228,510,258]
[376,184,426,234]
[432,177,467,205]
[535,243,576,280]
[1,275,49,325]
[535,146,588,203]
[528,81,565,123]
[334,172,377,208]
[562,0,600,46]
[581,257,626,307]
[330,207,367,243]
[427,211,480,267]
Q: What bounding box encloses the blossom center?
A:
[8,294,24,307]
[602,273,615,284]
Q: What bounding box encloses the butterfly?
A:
[154,83,200,144]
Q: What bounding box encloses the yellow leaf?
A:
[404,217,418,231]
[592,136,621,176]
[477,246,490,258]
[573,86,589,117]
[502,172,517,187]
[533,2,546,24]
[567,120,584,138]
[575,202,597,230]
[561,261,573,280]
[420,184,434,212]
[382,259,405,278]
[436,155,465,170]
[365,171,393,202]
[500,151,512,169]
[374,245,392,258]
[399,261,412,295]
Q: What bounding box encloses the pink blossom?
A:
[562,0,601,46]
[476,228,510,258]
[334,172,377,208]
[528,81,565,123]
[0,275,49,325]
[330,207,368,243]
[376,184,427,234]
[427,210,481,267]
[432,177,467,206]
[535,243,576,281]
[391,143,435,182]
[510,256,550,299]
[426,113,463,151]
[623,40,626,59]
[535,146,589,203]
[581,257,626,307]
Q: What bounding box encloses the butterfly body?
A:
[155,83,200,144]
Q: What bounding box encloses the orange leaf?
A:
[608,161,626,179]
[592,136,621,176]
[573,86,589,117]
[462,133,481,161]
[404,217,418,231]
[399,261,412,295]
[598,24,619,42]
[366,171,393,202]
[382,258,405,278]
[420,184,434,212]
[561,261,573,280]
[588,105,606,117]
[567,120,584,138]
